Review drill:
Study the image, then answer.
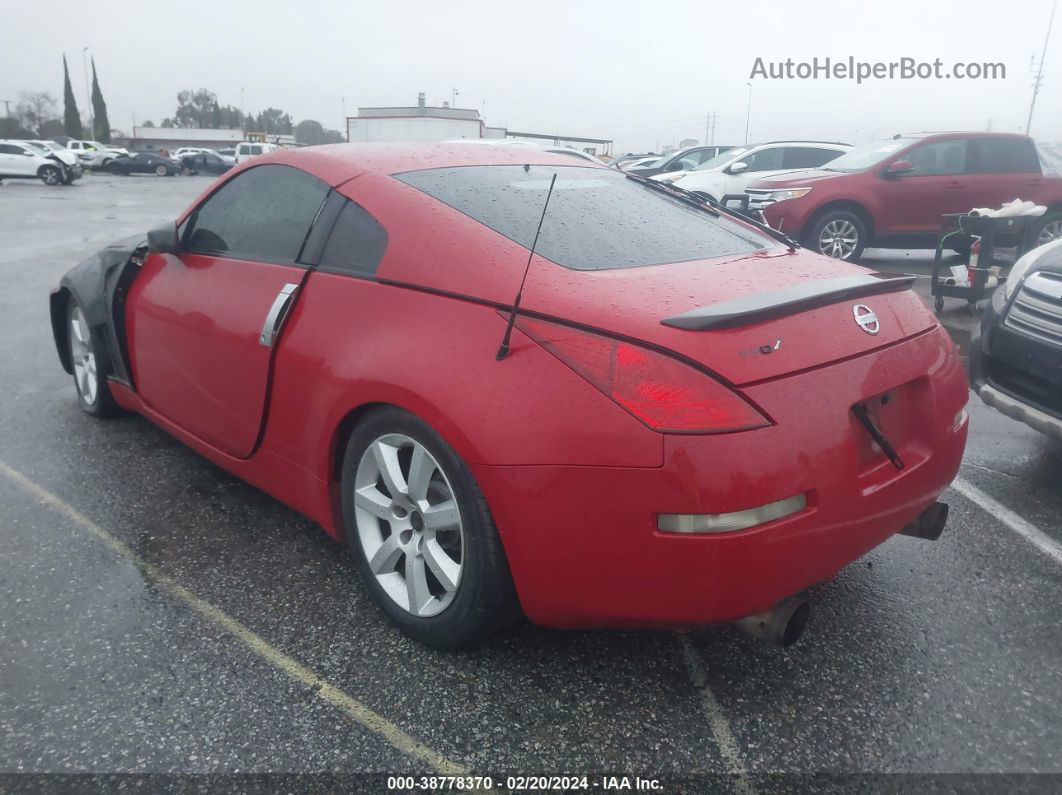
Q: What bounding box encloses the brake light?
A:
[514,316,770,433]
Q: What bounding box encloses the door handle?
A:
[259,282,299,348]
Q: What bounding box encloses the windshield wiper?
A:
[624,172,720,216]
[625,172,799,252]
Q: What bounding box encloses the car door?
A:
[126,164,331,457]
[0,143,29,176]
[875,138,971,236]
[721,145,785,200]
[966,137,1045,208]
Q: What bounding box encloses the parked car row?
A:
[0,139,82,185]
[741,132,1062,260]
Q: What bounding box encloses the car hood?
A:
[746,169,851,189]
[524,246,937,385]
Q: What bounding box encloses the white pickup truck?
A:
[65,139,130,169]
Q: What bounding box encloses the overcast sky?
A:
[4,0,1059,152]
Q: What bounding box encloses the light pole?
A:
[744,82,752,144]
[82,47,93,137]
[240,88,245,130]
[452,88,459,107]
[2,100,11,117]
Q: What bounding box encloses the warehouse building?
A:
[346,93,612,157]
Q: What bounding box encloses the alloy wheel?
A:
[41,167,61,186]
[818,219,859,259]
[69,306,98,405]
[353,433,464,617]
[1037,220,1062,246]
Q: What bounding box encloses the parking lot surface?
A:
[1,175,1061,785]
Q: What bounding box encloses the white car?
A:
[234,141,281,164]
[0,140,69,185]
[26,140,83,183]
[662,141,852,207]
[65,139,129,168]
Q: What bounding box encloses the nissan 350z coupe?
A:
[50,144,969,648]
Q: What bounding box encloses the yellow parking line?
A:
[0,457,466,776]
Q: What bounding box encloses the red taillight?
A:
[514,316,770,433]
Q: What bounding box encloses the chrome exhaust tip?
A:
[735,596,810,648]
[898,501,949,541]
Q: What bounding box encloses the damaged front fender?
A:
[51,234,147,386]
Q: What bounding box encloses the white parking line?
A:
[0,458,467,776]
[677,635,756,795]
[952,477,1062,566]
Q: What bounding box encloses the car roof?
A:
[249,142,605,187]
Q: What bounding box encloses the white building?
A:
[124,126,246,153]
[348,94,483,143]
[346,93,612,156]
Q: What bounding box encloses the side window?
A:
[904,140,967,176]
[970,138,1040,174]
[250,145,263,155]
[184,165,330,263]
[318,201,389,276]
[237,144,249,155]
[0,144,22,154]
[783,147,842,169]
[742,147,784,172]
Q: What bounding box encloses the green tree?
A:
[0,117,34,138]
[62,55,83,138]
[295,119,324,145]
[174,89,218,128]
[90,57,111,142]
[321,128,345,144]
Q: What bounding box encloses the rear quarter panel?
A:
[259,274,664,533]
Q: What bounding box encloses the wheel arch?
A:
[323,395,488,543]
[50,288,74,374]
[804,200,875,243]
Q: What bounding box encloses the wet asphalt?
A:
[0,174,1060,786]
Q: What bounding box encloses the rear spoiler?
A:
[661,273,916,331]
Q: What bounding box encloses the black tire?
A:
[340,407,520,648]
[66,298,122,418]
[39,165,63,186]
[1030,211,1062,250]
[805,209,867,261]
[155,164,168,176]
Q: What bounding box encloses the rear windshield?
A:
[394,165,767,270]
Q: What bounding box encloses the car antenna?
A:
[496,170,558,361]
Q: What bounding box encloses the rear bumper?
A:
[477,326,969,629]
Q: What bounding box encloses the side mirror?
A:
[885,159,914,176]
[147,221,180,254]
[728,161,749,174]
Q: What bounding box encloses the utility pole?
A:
[451,88,459,107]
[704,113,711,146]
[744,82,753,144]
[2,100,10,117]
[240,88,246,131]
[1027,0,1057,134]
[82,47,92,137]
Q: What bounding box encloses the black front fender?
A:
[51,234,147,386]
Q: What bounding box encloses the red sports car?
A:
[50,144,969,648]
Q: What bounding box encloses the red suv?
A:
[745,132,1062,261]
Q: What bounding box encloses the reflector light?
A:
[658,494,807,534]
[514,316,770,433]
